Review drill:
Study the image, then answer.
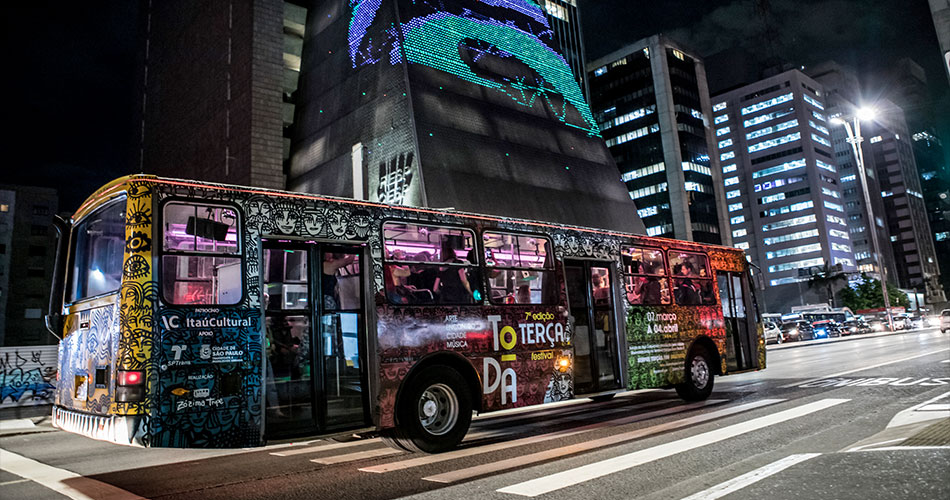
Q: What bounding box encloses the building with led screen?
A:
[288,0,643,233]
[136,1,643,234]
[712,69,859,312]
[587,35,729,243]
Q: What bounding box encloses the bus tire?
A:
[393,365,472,453]
[675,345,714,401]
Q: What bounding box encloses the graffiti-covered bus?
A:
[47,175,764,452]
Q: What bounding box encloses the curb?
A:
[767,327,939,351]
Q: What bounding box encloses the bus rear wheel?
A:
[386,365,472,453]
[675,345,714,401]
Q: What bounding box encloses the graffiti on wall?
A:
[0,346,57,408]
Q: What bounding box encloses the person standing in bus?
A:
[433,241,472,303]
[323,252,355,309]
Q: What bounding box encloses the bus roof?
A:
[75,174,745,256]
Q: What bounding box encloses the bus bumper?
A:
[52,406,148,447]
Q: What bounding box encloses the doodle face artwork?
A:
[347,0,598,136]
[302,207,326,236]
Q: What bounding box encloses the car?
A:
[764,322,783,344]
[811,320,841,339]
[843,319,869,335]
[781,320,813,341]
[941,309,950,334]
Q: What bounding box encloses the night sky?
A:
[1,1,947,212]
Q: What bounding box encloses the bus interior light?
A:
[557,356,571,372]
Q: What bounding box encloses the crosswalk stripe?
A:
[360,399,711,474]
[423,398,780,484]
[466,398,673,441]
[678,453,822,500]
[496,398,848,497]
[311,447,403,465]
[781,348,950,388]
[270,438,382,457]
[473,389,661,423]
[0,448,145,500]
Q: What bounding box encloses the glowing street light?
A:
[831,106,893,331]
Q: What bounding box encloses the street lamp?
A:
[830,108,894,331]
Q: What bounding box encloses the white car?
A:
[764,322,783,344]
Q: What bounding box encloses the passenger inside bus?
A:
[323,253,355,309]
[433,241,472,303]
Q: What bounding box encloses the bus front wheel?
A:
[675,345,715,401]
[386,365,473,453]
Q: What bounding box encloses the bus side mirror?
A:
[46,214,70,340]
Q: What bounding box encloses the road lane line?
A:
[0,448,146,500]
[678,453,822,500]
[846,438,908,452]
[311,447,402,464]
[423,399,782,484]
[850,446,950,452]
[496,398,848,497]
[780,348,950,388]
[270,438,382,457]
[362,399,721,474]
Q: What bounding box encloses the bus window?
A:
[668,251,716,306]
[67,197,126,303]
[161,201,242,305]
[382,222,478,305]
[482,232,556,305]
[622,246,669,305]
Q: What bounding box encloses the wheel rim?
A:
[691,356,709,389]
[418,383,458,436]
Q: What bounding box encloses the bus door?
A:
[564,260,622,394]
[717,271,757,371]
[262,241,368,435]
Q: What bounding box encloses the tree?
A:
[838,273,910,311]
[805,264,847,306]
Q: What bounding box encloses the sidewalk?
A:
[767,326,942,351]
[0,406,55,437]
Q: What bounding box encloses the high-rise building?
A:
[0,185,59,346]
[138,0,643,233]
[810,62,945,305]
[587,35,729,243]
[537,0,589,102]
[711,69,858,312]
[931,0,950,84]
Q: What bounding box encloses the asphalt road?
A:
[2,328,948,500]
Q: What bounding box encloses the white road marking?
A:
[846,438,908,452]
[496,398,848,497]
[362,399,721,474]
[782,348,950,388]
[270,438,382,457]
[678,453,822,500]
[942,360,949,364]
[0,448,146,500]
[423,399,782,484]
[311,447,402,464]
[0,478,30,486]
[473,389,661,422]
[886,391,950,429]
[849,446,950,452]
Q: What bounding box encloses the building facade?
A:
[0,186,59,346]
[138,0,643,234]
[538,0,589,102]
[810,62,945,305]
[712,69,858,312]
[931,0,950,84]
[587,35,729,243]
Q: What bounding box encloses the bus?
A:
[47,175,765,452]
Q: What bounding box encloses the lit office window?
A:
[730,215,745,225]
[713,102,727,112]
[748,132,801,153]
[728,202,743,212]
[812,133,832,148]
[812,111,826,122]
[823,201,844,212]
[763,228,819,245]
[735,242,750,250]
[715,114,729,124]
[724,176,739,186]
[685,182,712,193]
[721,151,736,161]
[761,214,817,232]
[771,277,803,286]
[743,108,794,128]
[803,94,824,110]
[870,136,883,144]
[826,216,847,227]
[716,126,731,136]
[630,182,669,200]
[768,257,824,273]
[718,138,733,149]
[831,242,852,252]
[834,257,854,267]
[732,228,747,238]
[605,123,660,147]
[766,243,822,260]
[829,229,849,239]
[816,160,836,173]
[746,119,798,141]
[722,164,737,174]
[682,162,712,176]
[637,205,659,218]
[621,161,666,182]
[726,189,741,199]
[809,120,829,135]
[740,93,794,116]
[821,187,840,198]
[752,158,807,179]
[600,105,656,131]
[840,174,856,182]
[760,193,785,204]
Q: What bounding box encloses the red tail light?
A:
[117,370,144,386]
